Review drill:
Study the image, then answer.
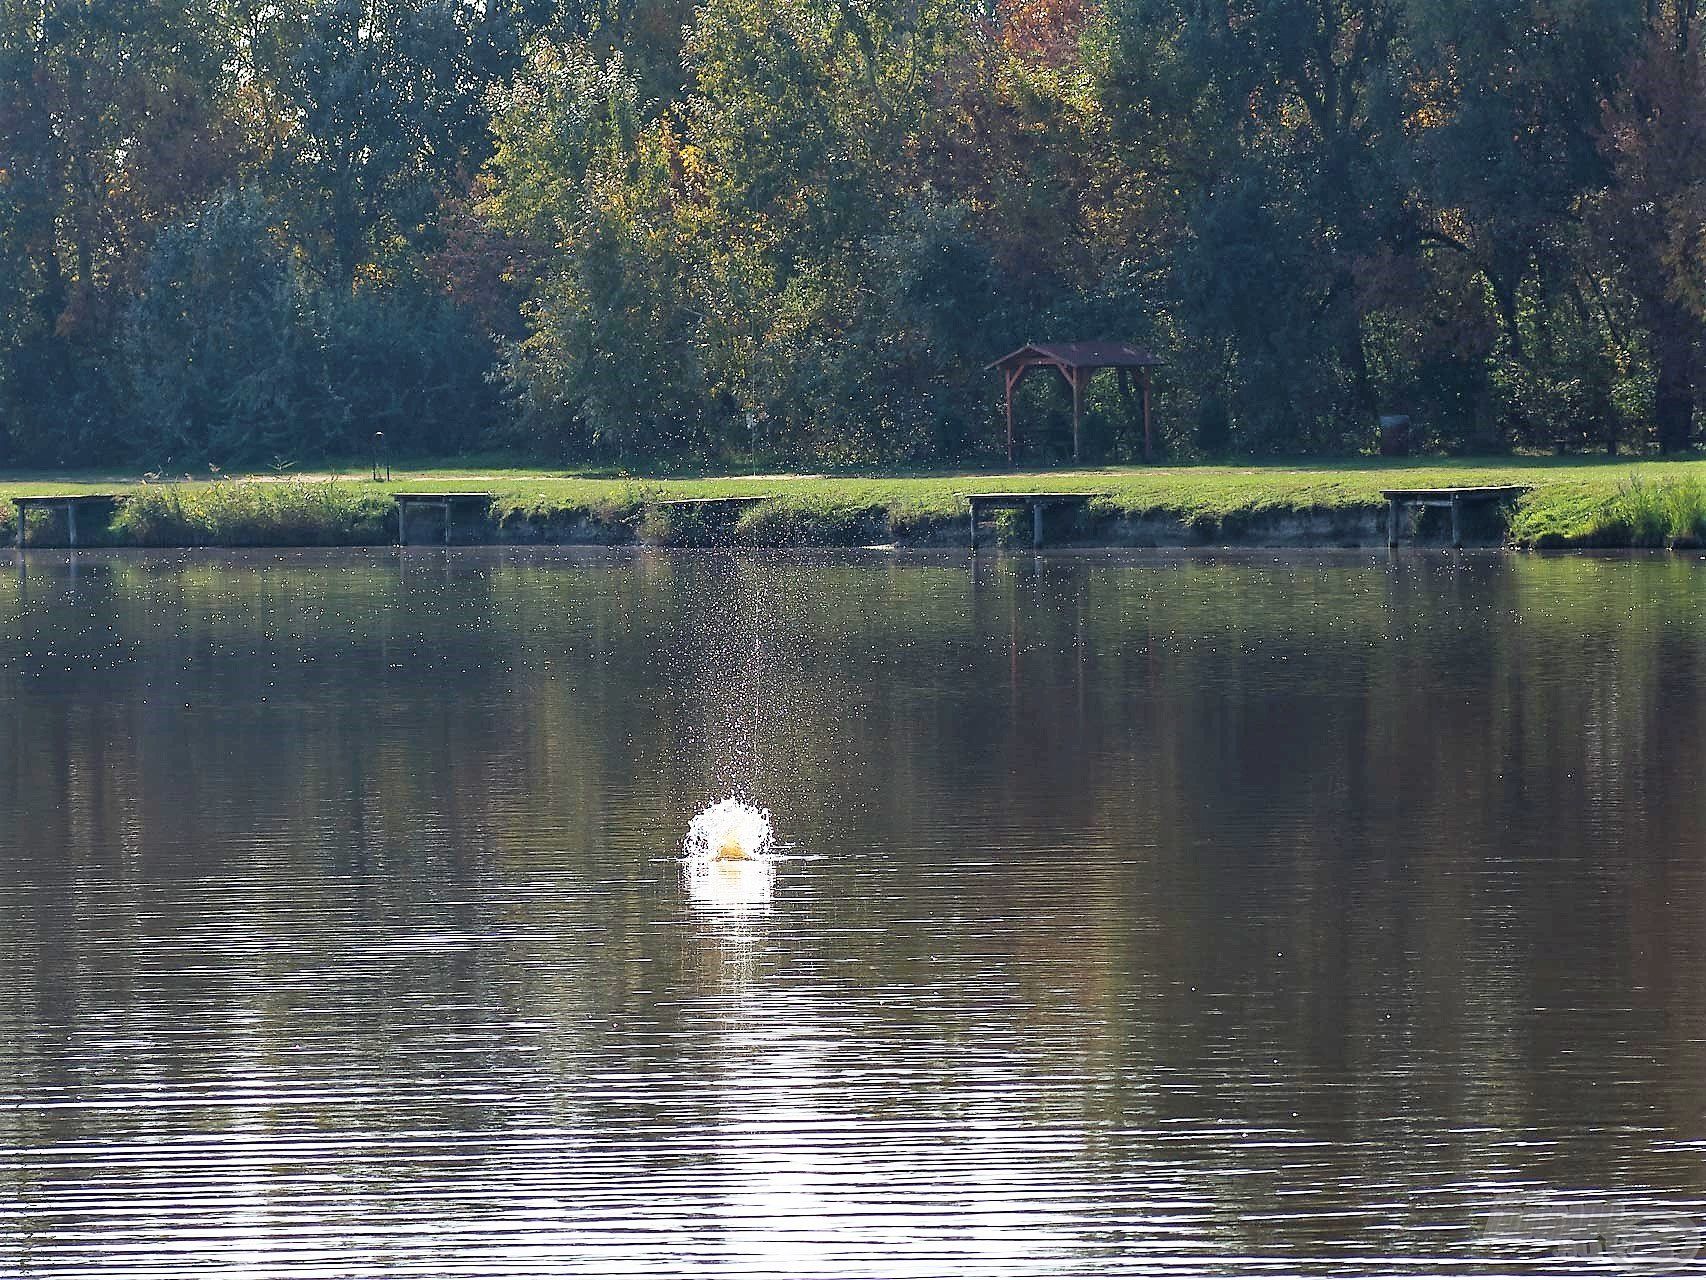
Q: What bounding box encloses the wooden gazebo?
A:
[987,342,1163,463]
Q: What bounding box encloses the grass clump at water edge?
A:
[1610,475,1706,547]
[111,479,393,546]
[1511,474,1706,548]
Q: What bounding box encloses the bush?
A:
[122,189,499,467]
[122,190,334,464]
[318,282,502,457]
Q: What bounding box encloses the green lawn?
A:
[3,456,1706,546]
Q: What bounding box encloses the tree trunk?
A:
[1341,295,1376,423]
[1654,311,1697,453]
[1117,367,1137,446]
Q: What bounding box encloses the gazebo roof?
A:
[986,341,1164,371]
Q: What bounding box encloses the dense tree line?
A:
[1,0,1703,467]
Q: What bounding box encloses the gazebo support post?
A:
[1070,368,1083,462]
[1142,368,1153,463]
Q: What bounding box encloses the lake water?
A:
[3,548,1706,1277]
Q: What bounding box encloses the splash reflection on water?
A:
[685,850,777,910]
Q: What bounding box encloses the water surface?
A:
[3,548,1705,1277]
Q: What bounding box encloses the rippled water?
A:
[3,548,1706,1277]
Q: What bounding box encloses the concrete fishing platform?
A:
[1380,486,1528,548]
[967,493,1102,550]
[11,495,124,548]
[395,492,494,545]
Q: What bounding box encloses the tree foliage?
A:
[0,0,1703,466]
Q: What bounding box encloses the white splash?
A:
[683,797,776,910]
[684,797,774,863]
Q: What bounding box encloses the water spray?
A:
[684,797,774,863]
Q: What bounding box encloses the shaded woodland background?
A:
[3,0,1705,467]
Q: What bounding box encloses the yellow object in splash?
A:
[714,834,754,861]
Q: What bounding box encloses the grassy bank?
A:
[4,458,1706,549]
